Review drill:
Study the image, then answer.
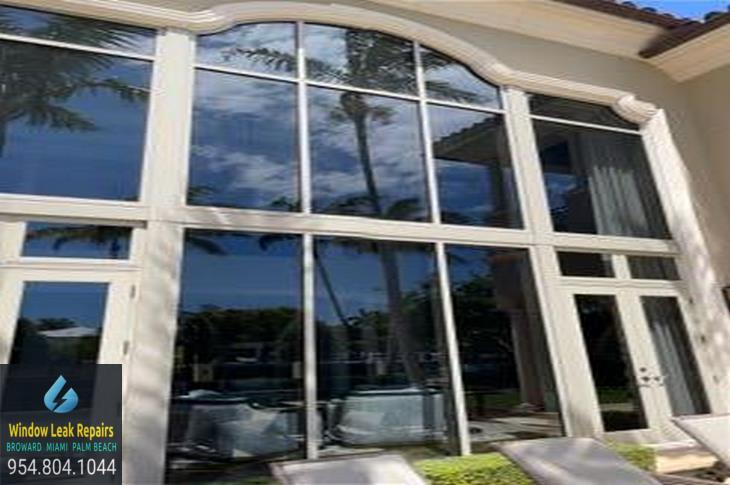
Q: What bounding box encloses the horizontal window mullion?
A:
[194,62,299,83]
[0,31,156,61]
[529,114,641,134]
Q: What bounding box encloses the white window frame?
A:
[0,2,727,484]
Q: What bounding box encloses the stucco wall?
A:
[685,64,730,281]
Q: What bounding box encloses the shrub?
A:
[414,442,655,485]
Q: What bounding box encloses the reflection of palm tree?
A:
[238,28,477,385]
[0,15,148,154]
[26,224,132,259]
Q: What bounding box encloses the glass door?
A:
[0,269,134,367]
[632,290,711,440]
[563,285,711,443]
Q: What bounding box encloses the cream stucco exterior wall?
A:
[685,64,730,282]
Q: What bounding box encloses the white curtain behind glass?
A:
[578,130,667,238]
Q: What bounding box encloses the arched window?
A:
[187,22,522,228]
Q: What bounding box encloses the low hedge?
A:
[414,442,655,485]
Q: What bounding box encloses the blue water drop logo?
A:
[43,375,78,413]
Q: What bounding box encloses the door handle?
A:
[638,375,652,387]
[653,374,668,386]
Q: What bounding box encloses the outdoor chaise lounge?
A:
[495,437,718,485]
[673,414,730,468]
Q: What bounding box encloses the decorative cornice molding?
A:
[3,0,658,122]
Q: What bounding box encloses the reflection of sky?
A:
[421,47,500,108]
[179,231,300,312]
[314,238,436,325]
[309,87,428,219]
[19,282,108,328]
[0,5,156,55]
[429,105,520,227]
[0,44,151,200]
[190,71,298,209]
[197,22,295,76]
[304,24,416,94]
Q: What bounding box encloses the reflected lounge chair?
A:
[494,437,717,484]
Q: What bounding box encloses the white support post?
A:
[643,111,730,412]
[122,28,195,485]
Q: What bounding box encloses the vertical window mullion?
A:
[303,232,318,459]
[435,241,471,455]
[502,87,554,236]
[297,21,312,215]
[416,42,470,455]
[413,42,441,224]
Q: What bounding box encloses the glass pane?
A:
[310,87,429,221]
[446,246,562,450]
[167,230,303,481]
[529,94,637,130]
[574,295,647,431]
[189,71,298,210]
[314,237,455,456]
[196,23,296,76]
[23,222,132,259]
[11,282,108,365]
[430,106,521,227]
[0,5,155,54]
[0,41,150,200]
[421,47,500,108]
[558,252,613,277]
[641,296,709,416]
[628,256,679,280]
[535,121,670,238]
[305,24,416,94]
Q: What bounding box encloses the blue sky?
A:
[634,1,728,20]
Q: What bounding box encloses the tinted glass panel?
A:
[447,246,561,450]
[535,121,669,238]
[641,296,709,416]
[23,222,132,259]
[421,48,500,108]
[575,295,647,431]
[310,87,429,221]
[0,5,155,54]
[529,94,637,130]
[315,237,455,455]
[628,256,679,280]
[558,252,613,277]
[167,231,303,481]
[197,22,296,76]
[0,42,150,200]
[430,106,521,227]
[189,72,298,210]
[11,282,108,365]
[305,24,416,94]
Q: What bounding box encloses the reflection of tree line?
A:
[12,317,99,364]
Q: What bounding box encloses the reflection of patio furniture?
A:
[172,392,300,459]
[327,388,444,446]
